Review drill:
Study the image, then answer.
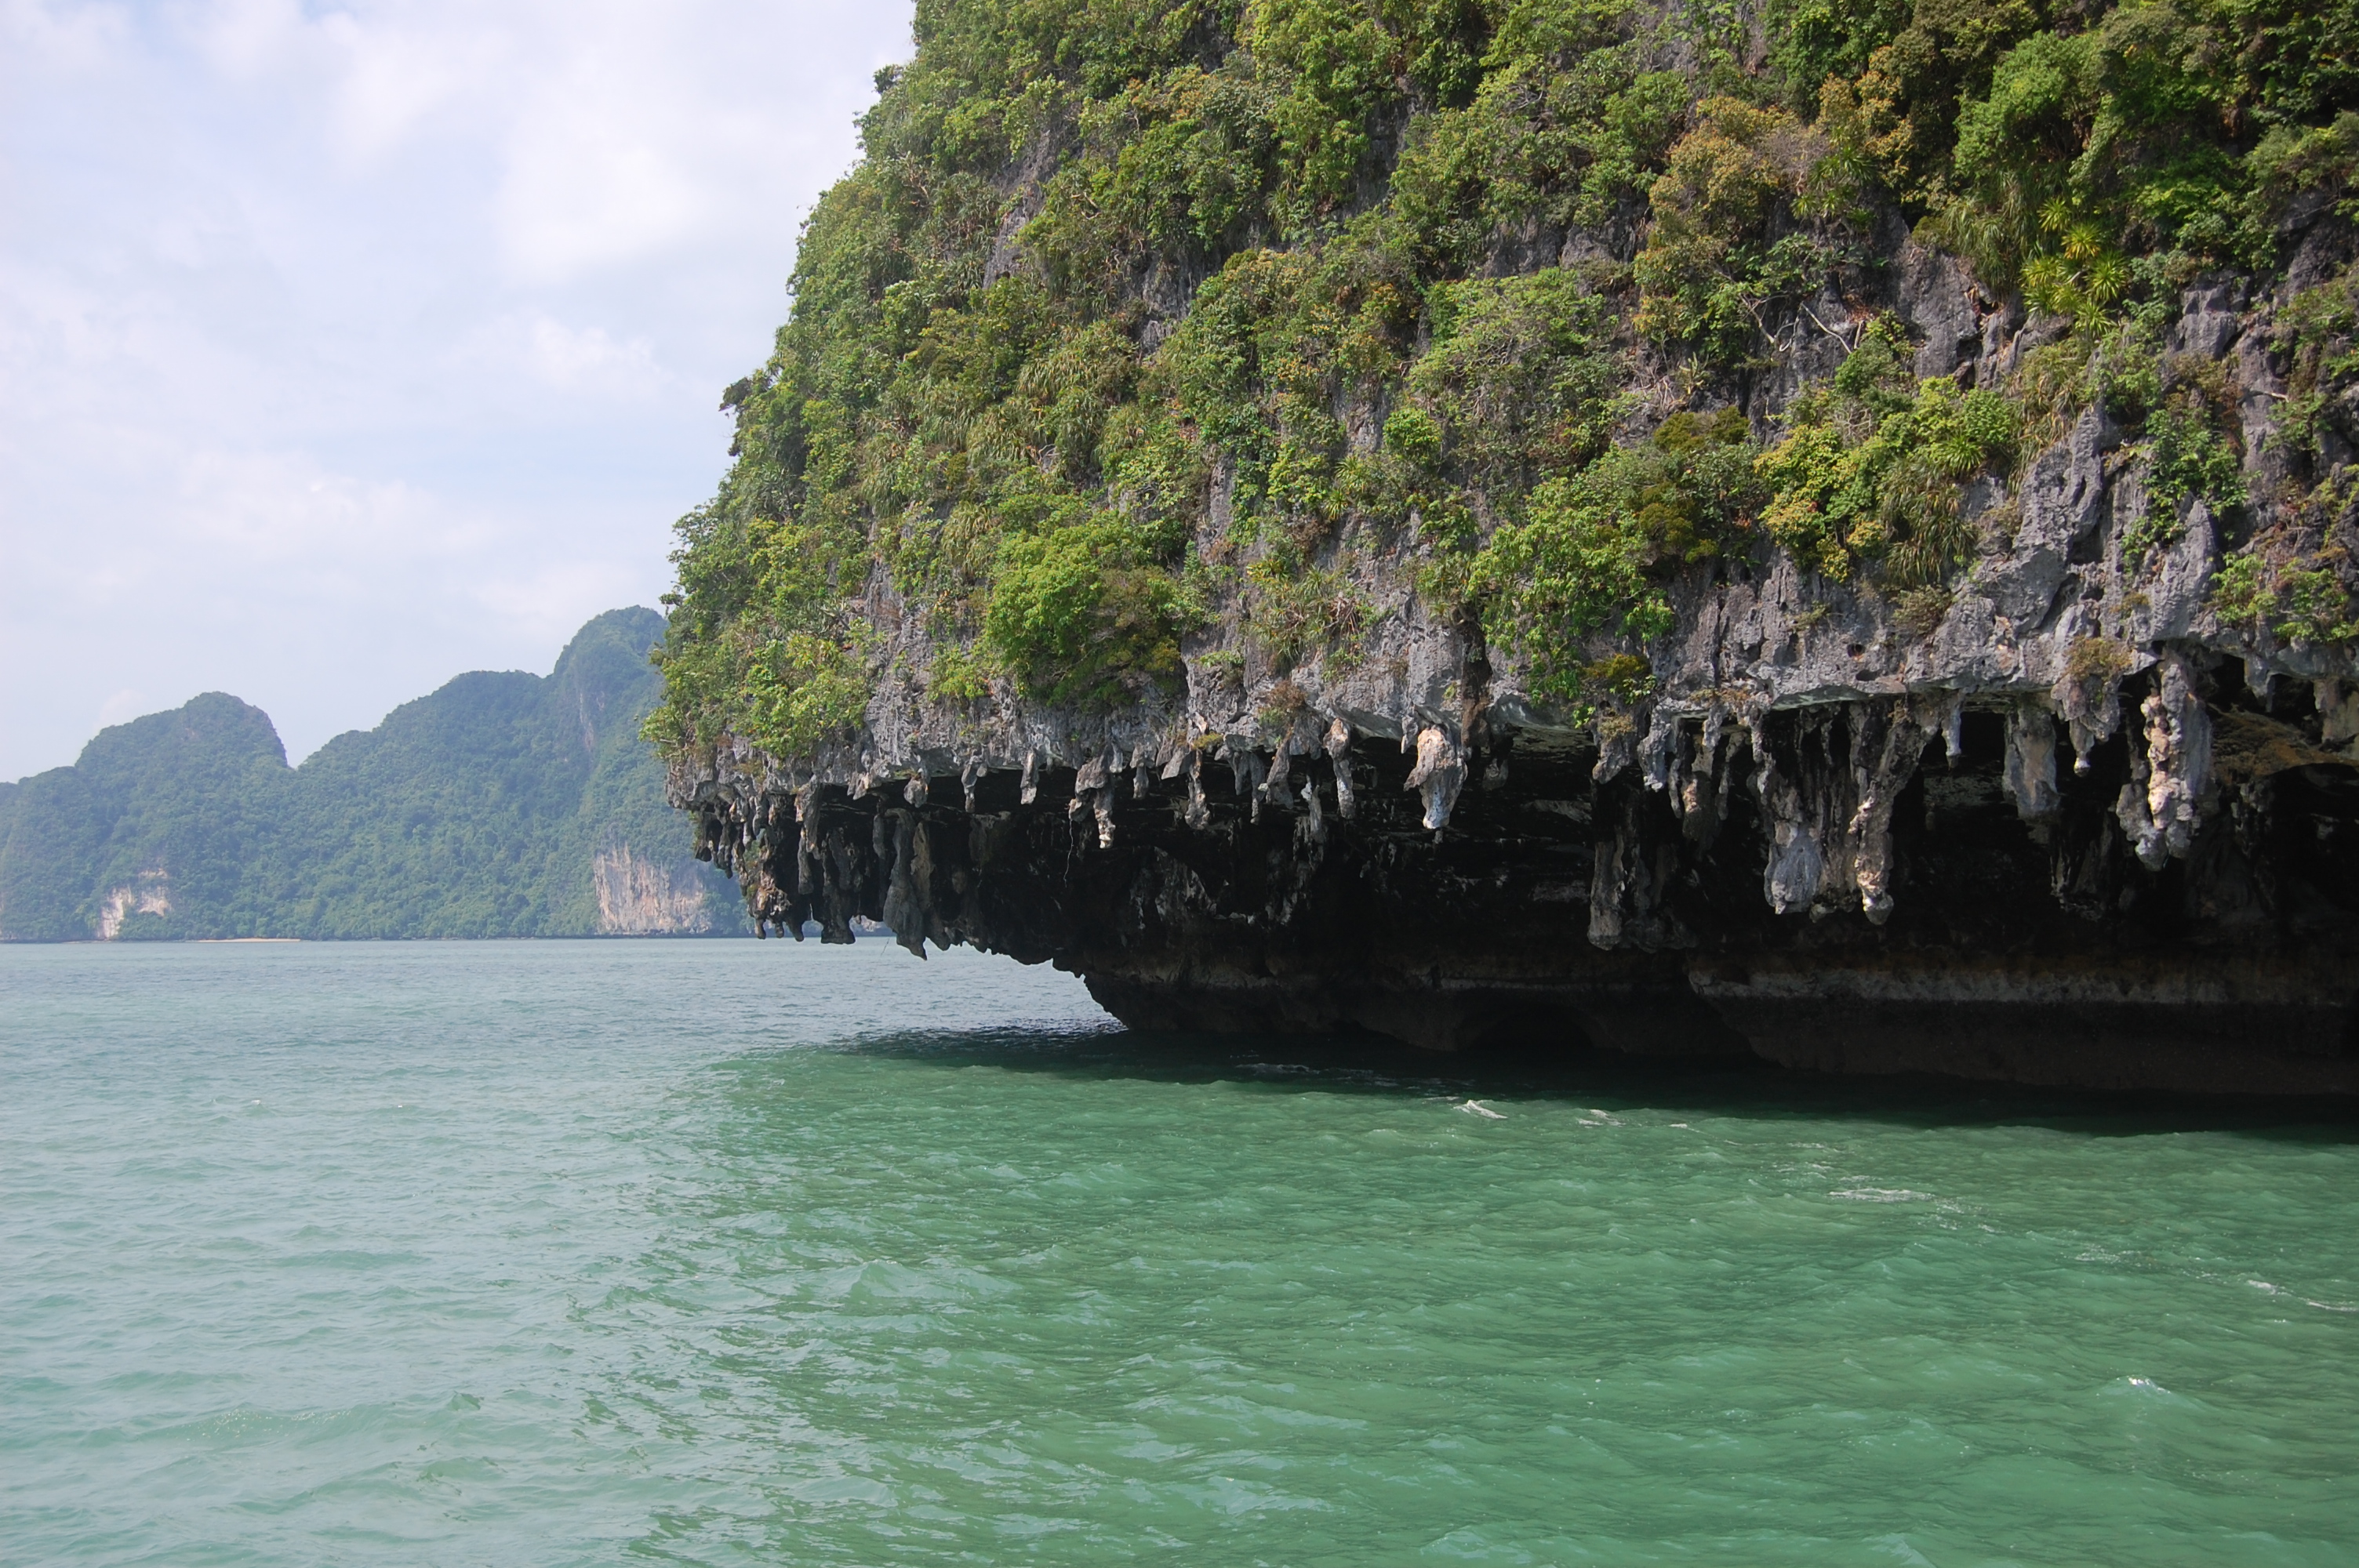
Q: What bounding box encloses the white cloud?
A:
[169,448,482,563]
[451,310,669,397]
[324,15,504,158]
[186,0,314,78]
[496,124,710,282]
[0,0,914,776]
[0,0,132,74]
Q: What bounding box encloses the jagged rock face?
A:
[670,247,2359,1096]
[675,661,2359,1096]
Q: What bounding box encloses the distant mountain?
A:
[0,608,747,940]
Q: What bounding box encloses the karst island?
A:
[647,0,2359,1095]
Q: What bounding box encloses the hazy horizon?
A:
[0,0,914,780]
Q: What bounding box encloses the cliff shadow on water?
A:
[769,1019,2359,1138]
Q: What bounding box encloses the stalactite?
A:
[1228,746,1267,823]
[2003,705,2061,822]
[1846,702,1932,924]
[1325,718,1355,818]
[669,670,2359,1094]
[1405,726,1465,832]
[2120,651,2213,869]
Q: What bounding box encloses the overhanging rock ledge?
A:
[672,267,2359,1097]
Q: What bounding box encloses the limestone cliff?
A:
[592,842,722,935]
[656,1,2359,1092]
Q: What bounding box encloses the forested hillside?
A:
[649,0,2359,757]
[0,609,745,940]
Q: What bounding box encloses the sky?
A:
[0,0,915,779]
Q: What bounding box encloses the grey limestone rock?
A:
[671,237,2359,1095]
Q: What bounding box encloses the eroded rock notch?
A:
[677,652,2359,1095]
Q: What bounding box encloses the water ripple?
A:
[3,940,2357,1565]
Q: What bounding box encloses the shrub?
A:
[1244,554,1369,672]
[1408,269,1624,499]
[1634,98,1856,365]
[983,521,1190,704]
[1466,405,1764,702]
[1470,469,1673,701]
[1382,405,1444,470]
[741,632,872,759]
[1894,584,1954,639]
[2274,262,2359,464]
[2128,395,2247,560]
[2211,543,2359,645]
[2065,635,2137,684]
[1757,328,2019,583]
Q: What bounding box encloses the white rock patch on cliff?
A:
[96,871,171,939]
[592,846,712,935]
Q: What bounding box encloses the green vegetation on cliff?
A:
[0,610,743,941]
[651,0,2359,752]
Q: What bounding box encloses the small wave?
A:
[1456,1099,1506,1120]
[1829,1188,1936,1203]
[2103,1376,2199,1405]
[2248,1279,2358,1312]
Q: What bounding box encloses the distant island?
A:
[0,608,744,941]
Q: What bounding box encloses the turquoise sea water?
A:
[3,942,2356,1566]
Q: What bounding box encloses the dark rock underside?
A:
[685,680,2359,1097]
